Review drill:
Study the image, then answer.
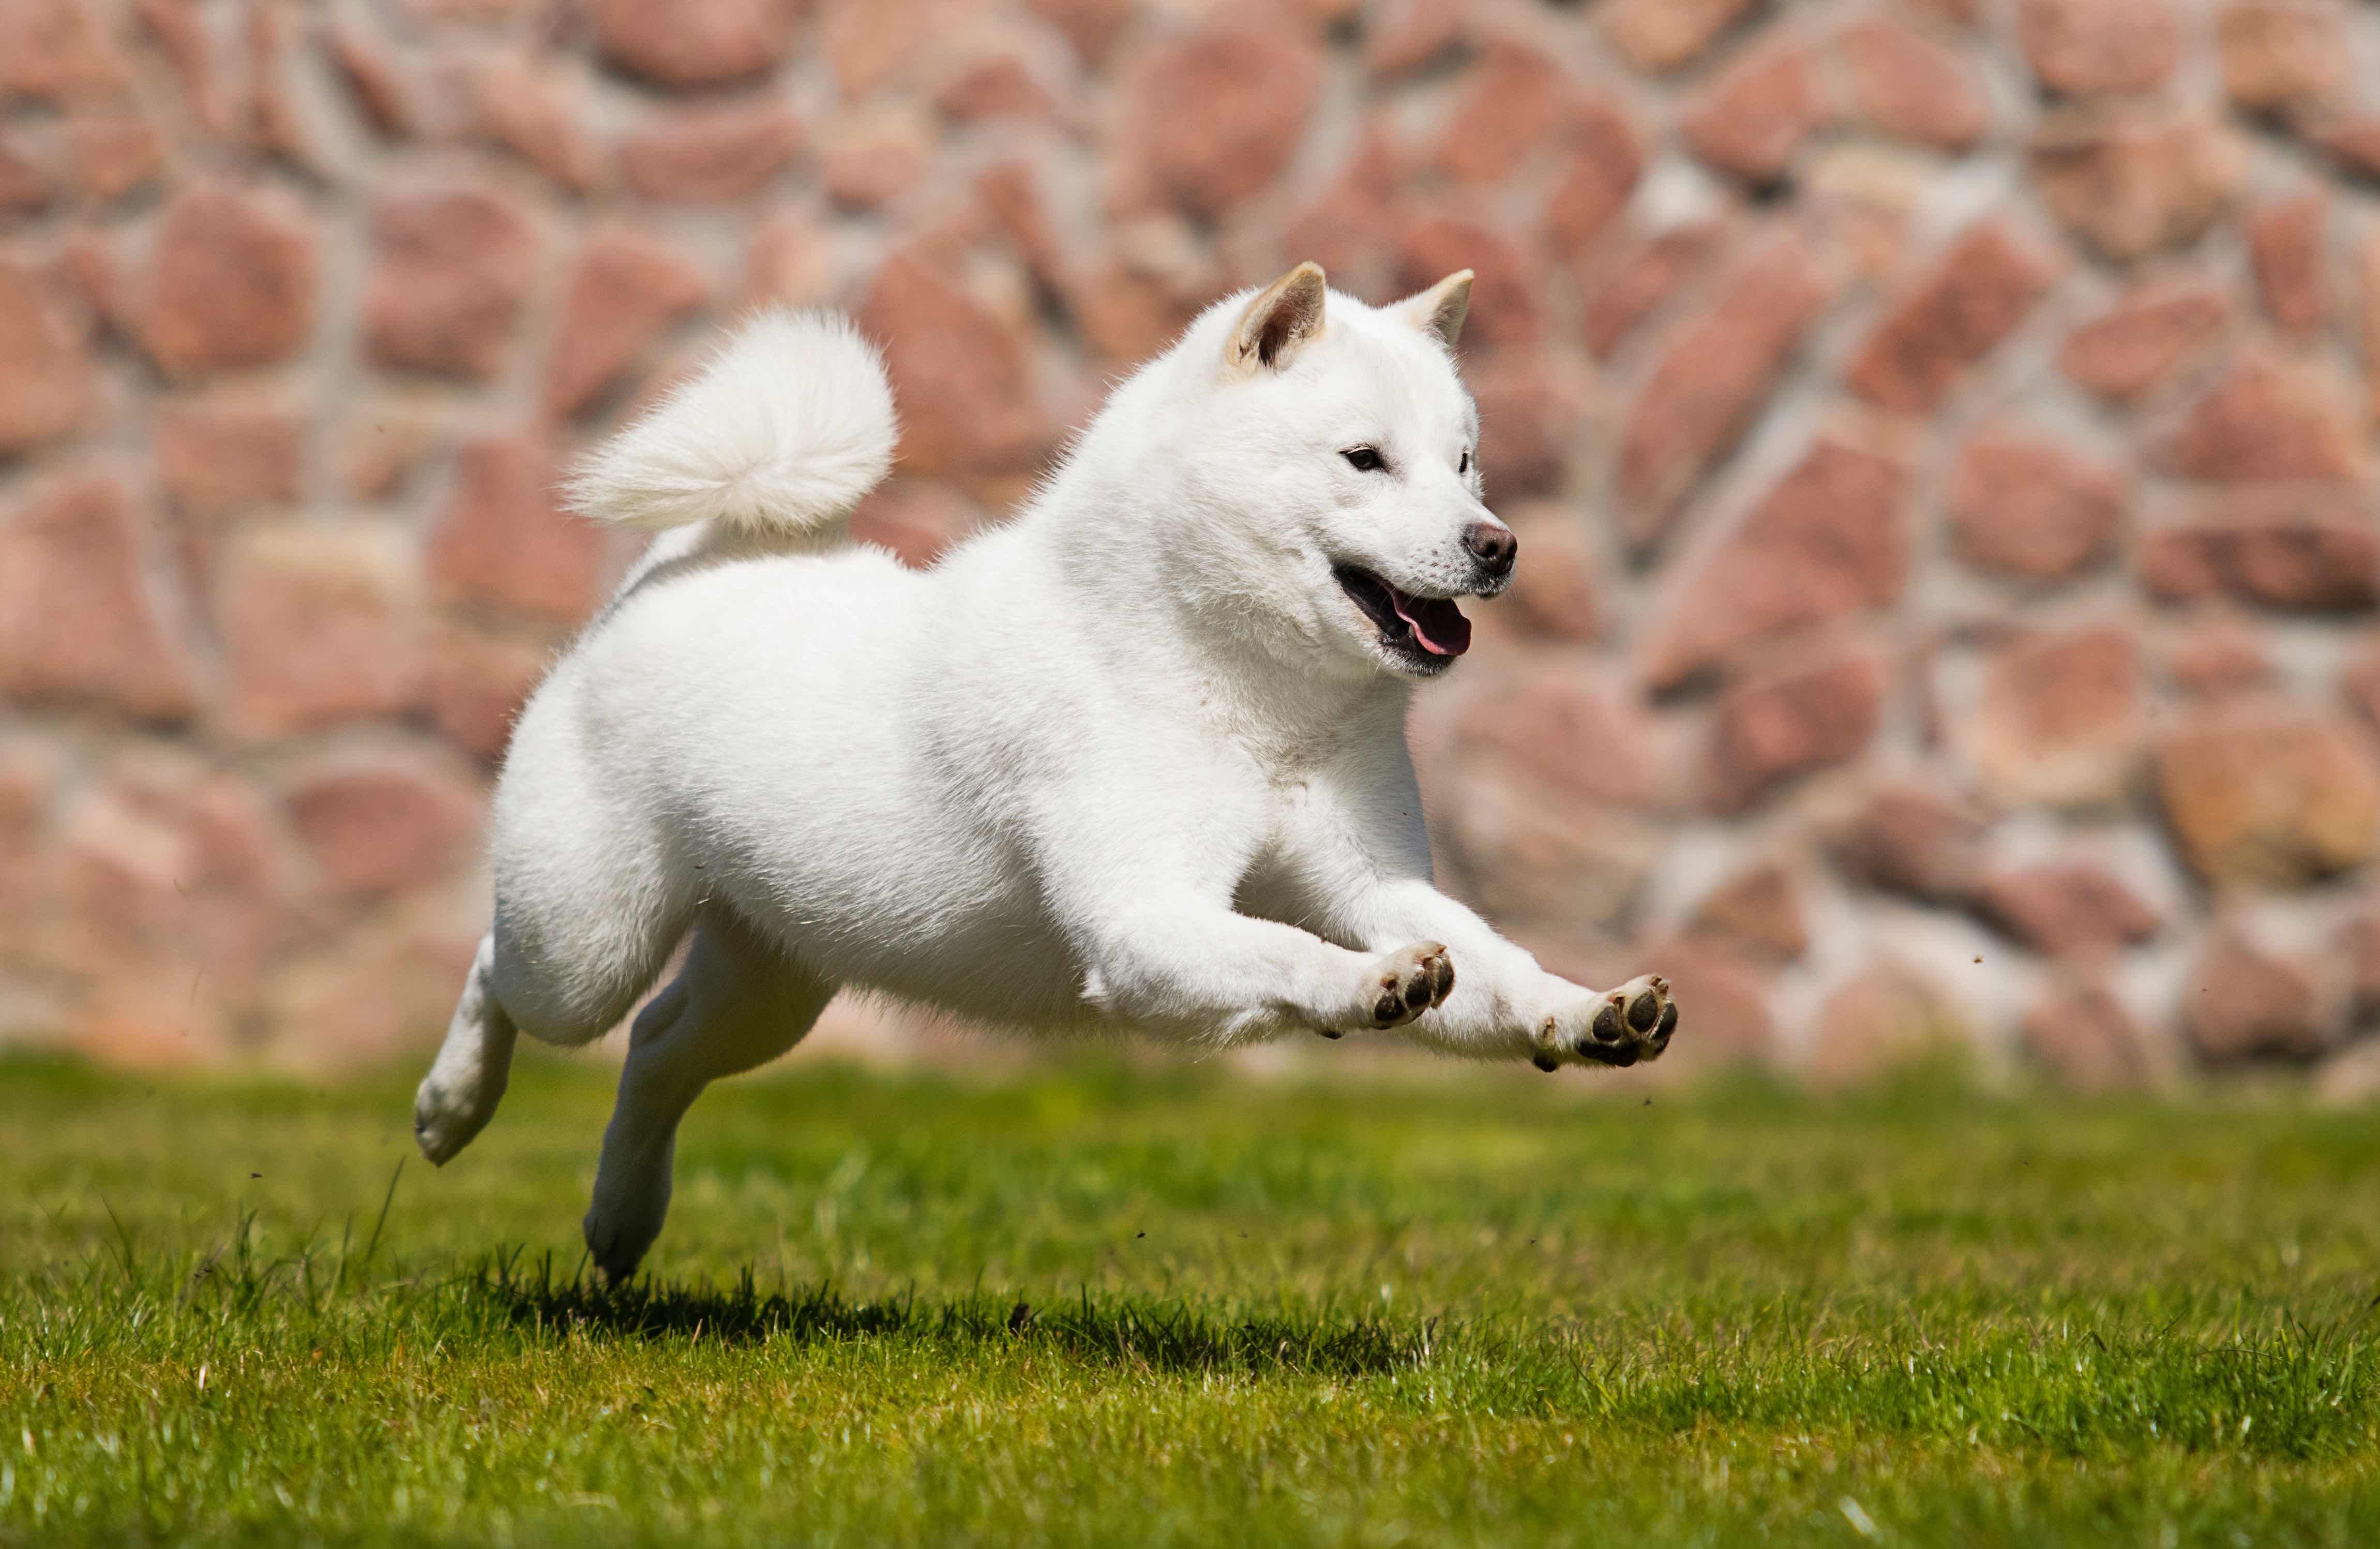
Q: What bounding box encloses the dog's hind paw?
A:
[413,1070,503,1166]
[583,1193,666,1285]
[1533,974,1676,1070]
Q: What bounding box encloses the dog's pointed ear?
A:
[1392,269,1473,351]
[1228,262,1328,371]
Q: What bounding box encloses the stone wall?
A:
[5,0,2380,1087]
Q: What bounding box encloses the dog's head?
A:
[1149,263,1514,682]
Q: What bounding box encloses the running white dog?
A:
[412,263,1678,1280]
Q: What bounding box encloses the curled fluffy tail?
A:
[565,309,896,540]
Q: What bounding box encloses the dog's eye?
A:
[1459,450,1472,476]
[1342,446,1385,473]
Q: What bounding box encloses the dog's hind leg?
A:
[583,908,837,1282]
[413,934,520,1164]
[414,691,695,1164]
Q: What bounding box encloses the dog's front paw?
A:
[1530,975,1677,1071]
[1372,941,1455,1027]
[1316,942,1454,1038]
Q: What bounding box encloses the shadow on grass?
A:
[468,1249,1423,1378]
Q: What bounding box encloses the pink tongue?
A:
[1392,591,1472,656]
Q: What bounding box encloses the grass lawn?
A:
[3,1048,2377,1547]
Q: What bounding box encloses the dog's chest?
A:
[1247,771,1325,862]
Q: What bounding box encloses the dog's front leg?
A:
[1067,894,1457,1044]
[1337,878,1677,1070]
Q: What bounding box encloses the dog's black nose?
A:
[1462,521,1517,575]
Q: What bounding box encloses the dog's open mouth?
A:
[1333,565,1472,666]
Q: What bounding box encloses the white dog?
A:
[412,263,1678,1280]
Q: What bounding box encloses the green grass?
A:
[4,1049,2378,1547]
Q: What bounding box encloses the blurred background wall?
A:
[4,0,2380,1089]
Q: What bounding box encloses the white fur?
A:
[415,270,1677,1281]
[563,309,896,540]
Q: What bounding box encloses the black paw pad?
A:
[1591,999,1625,1045]
[1531,1049,1560,1073]
[1626,989,1662,1034]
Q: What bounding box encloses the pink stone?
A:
[284,750,483,897]
[1542,98,1645,257]
[1365,0,1468,77]
[1972,621,2143,808]
[2168,613,2272,698]
[428,436,607,623]
[1648,440,1908,689]
[465,52,605,193]
[2058,280,2228,403]
[2017,0,2181,95]
[936,51,1058,123]
[1454,669,1657,809]
[1947,432,2127,582]
[1831,784,1989,901]
[2030,108,2245,262]
[0,255,93,454]
[1497,505,1602,642]
[1436,769,1660,938]
[1838,17,1987,153]
[1616,235,1830,544]
[847,480,984,570]
[1806,964,1972,1087]
[1394,215,1540,353]
[818,106,932,210]
[589,0,793,88]
[2155,706,2380,885]
[0,0,130,101]
[858,252,1049,479]
[1706,651,1886,810]
[2247,191,2327,338]
[1603,0,1757,72]
[1432,40,1574,186]
[1283,127,1400,294]
[2161,354,2358,483]
[1681,36,1827,184]
[544,230,709,419]
[2140,489,2378,612]
[0,474,198,721]
[2021,980,2161,1090]
[69,112,163,201]
[1466,354,1586,500]
[154,396,304,519]
[1028,0,1130,65]
[1118,25,1320,218]
[364,186,541,382]
[217,522,424,738]
[1847,224,2057,413]
[1685,861,1809,960]
[2218,1,2350,114]
[137,182,317,375]
[619,98,802,204]
[427,620,551,763]
[1581,221,1727,358]
[2182,929,2333,1062]
[1974,864,2159,955]
[327,25,416,138]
